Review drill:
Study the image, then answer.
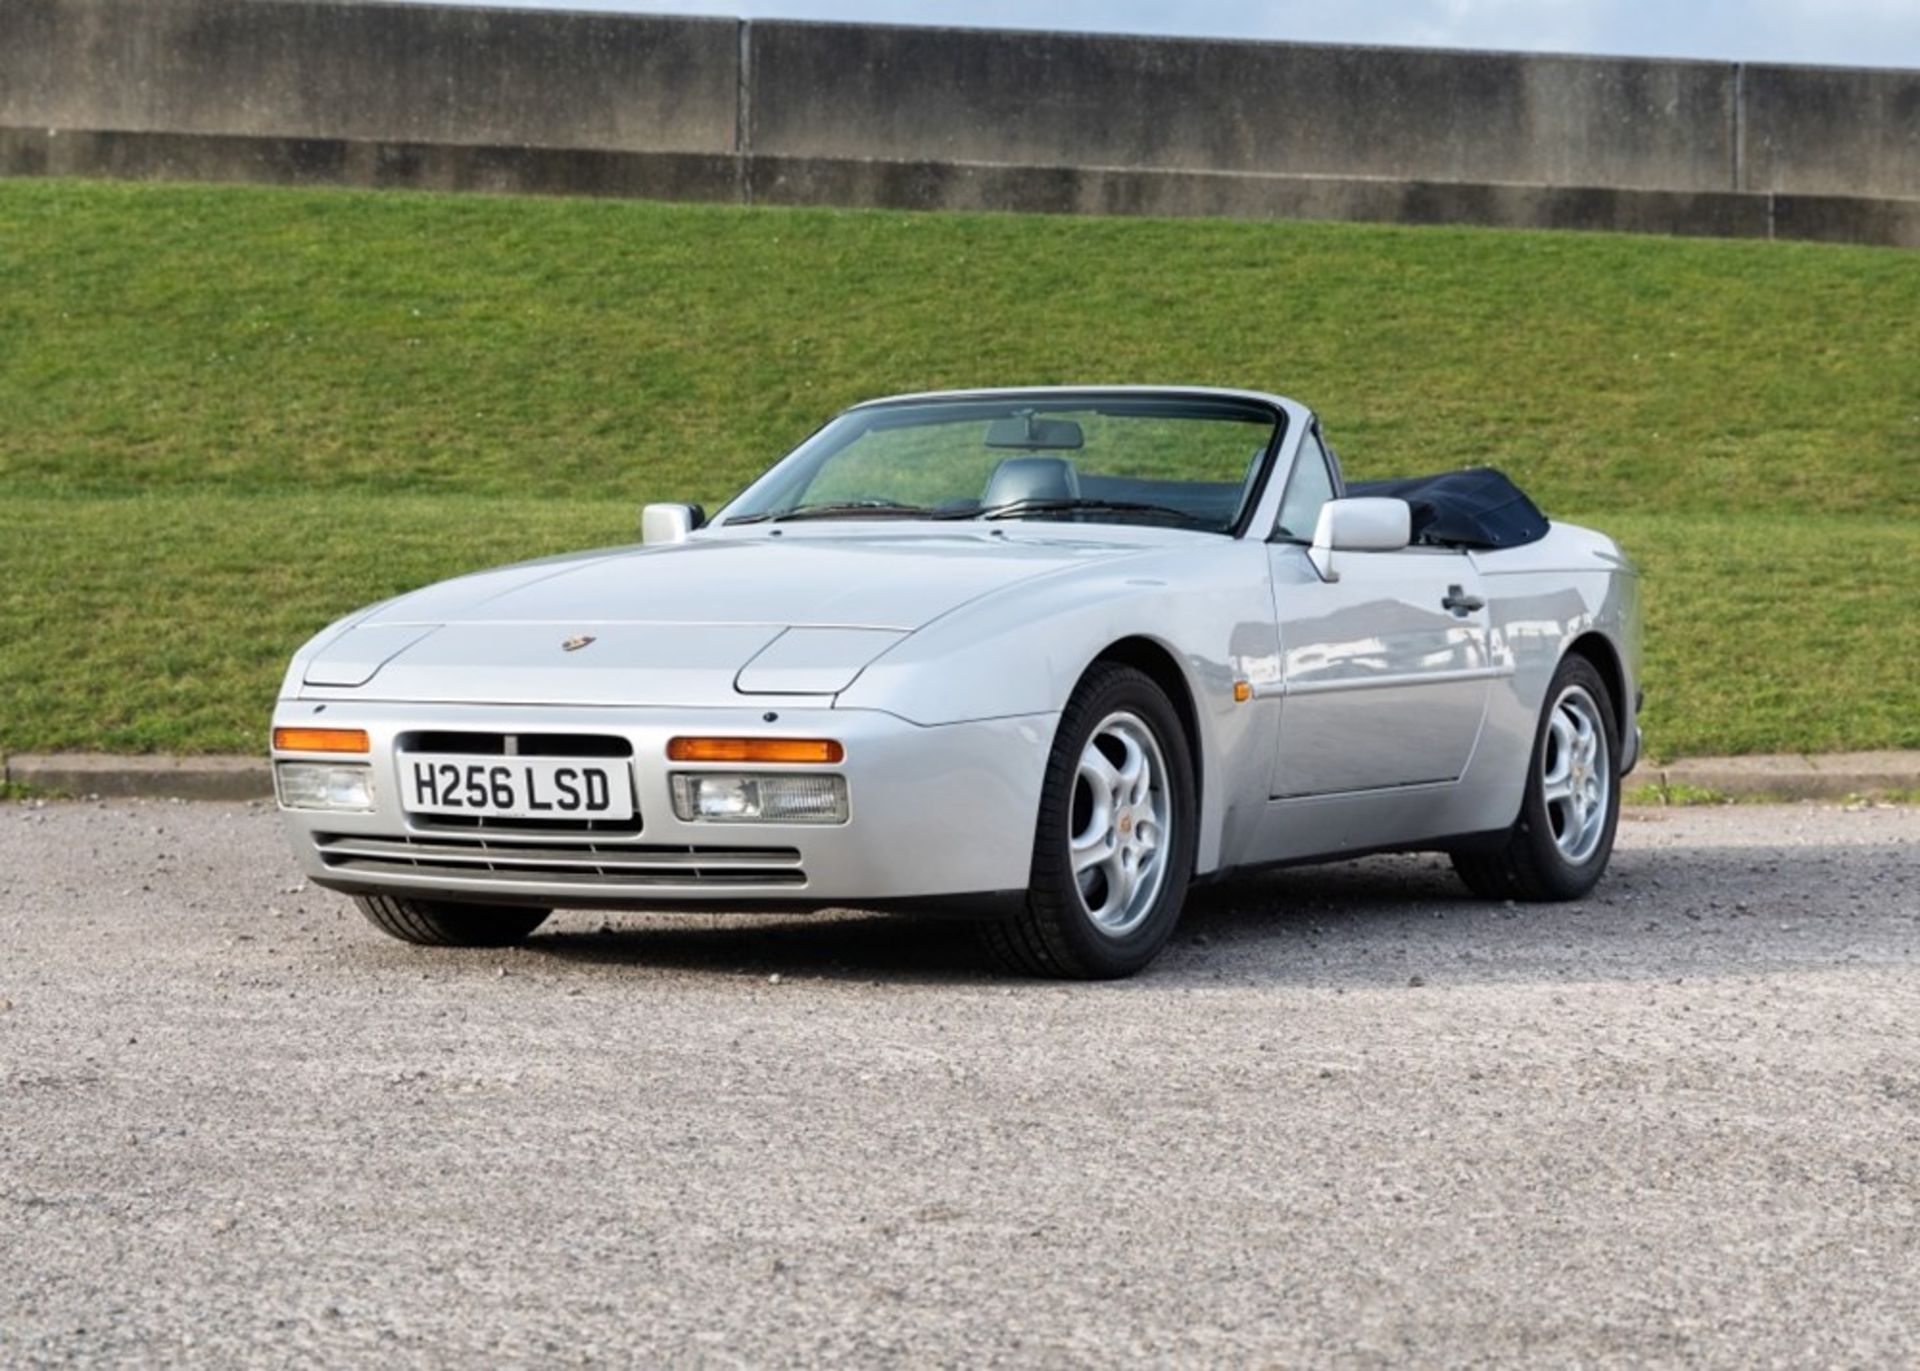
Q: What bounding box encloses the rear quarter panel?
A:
[1458,521,1643,830]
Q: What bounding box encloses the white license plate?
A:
[399,755,634,820]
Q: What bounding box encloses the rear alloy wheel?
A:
[983,663,1197,978]
[354,894,551,948]
[1451,655,1620,901]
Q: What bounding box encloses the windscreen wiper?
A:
[970,497,1213,527]
[729,500,941,525]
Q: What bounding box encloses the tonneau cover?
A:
[1346,467,1549,550]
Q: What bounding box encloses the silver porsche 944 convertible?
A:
[273,387,1641,978]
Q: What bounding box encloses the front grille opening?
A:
[413,813,645,837]
[314,832,806,888]
[398,731,633,759]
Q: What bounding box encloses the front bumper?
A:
[271,701,1057,909]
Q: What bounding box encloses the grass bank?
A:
[1,180,1914,756]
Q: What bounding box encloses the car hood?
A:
[301,531,1148,705]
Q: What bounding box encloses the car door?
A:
[1265,429,1494,798]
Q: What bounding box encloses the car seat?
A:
[982,456,1081,507]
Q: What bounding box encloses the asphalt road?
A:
[3,799,1917,1367]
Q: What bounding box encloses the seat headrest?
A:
[983,456,1081,507]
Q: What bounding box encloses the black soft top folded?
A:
[1345,467,1549,550]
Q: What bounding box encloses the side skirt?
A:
[1194,829,1513,886]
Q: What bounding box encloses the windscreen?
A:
[719,396,1281,534]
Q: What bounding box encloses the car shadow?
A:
[529,907,996,984]
[519,836,1917,990]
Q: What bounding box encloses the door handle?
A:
[1442,585,1484,615]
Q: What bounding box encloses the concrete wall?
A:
[748,23,1737,192]
[0,0,739,153]
[2,0,1916,246]
[1741,63,1920,197]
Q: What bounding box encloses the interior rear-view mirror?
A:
[985,413,1085,450]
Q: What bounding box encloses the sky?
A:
[451,0,1920,69]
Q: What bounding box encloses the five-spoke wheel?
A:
[1539,684,1611,865]
[1070,711,1173,937]
[984,662,1197,978]
[1452,654,1621,902]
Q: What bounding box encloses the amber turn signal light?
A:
[1232,681,1252,703]
[272,727,371,754]
[667,737,845,764]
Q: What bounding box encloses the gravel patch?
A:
[2,800,1916,1365]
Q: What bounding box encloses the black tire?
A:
[981,663,1198,979]
[1451,654,1621,902]
[353,894,551,947]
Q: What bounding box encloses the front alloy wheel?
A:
[983,662,1197,978]
[1069,710,1174,937]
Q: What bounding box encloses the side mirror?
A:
[1309,498,1411,582]
[641,502,705,545]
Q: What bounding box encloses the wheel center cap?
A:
[1118,811,1134,838]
